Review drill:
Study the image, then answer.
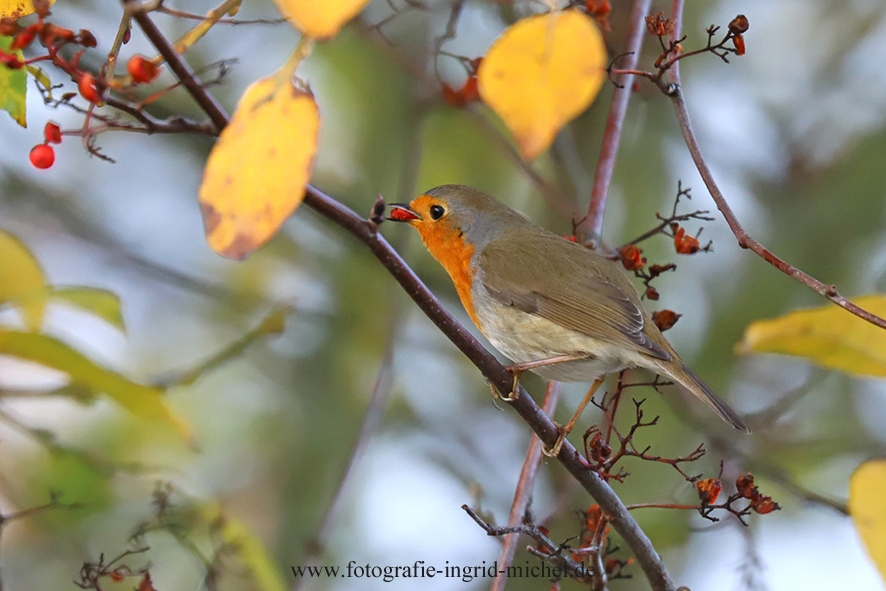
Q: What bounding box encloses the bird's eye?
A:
[429,204,446,220]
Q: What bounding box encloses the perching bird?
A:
[388,185,748,450]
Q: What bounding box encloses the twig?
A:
[125,0,230,131]
[292,344,396,591]
[132,14,678,591]
[0,493,81,591]
[491,381,561,591]
[576,0,653,245]
[660,2,886,330]
[462,505,593,582]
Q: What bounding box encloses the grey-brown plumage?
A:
[394,185,749,433]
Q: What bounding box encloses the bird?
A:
[387,184,748,452]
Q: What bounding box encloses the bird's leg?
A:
[543,377,605,457]
[495,354,591,402]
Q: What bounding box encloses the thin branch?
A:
[668,89,886,330]
[125,0,230,131]
[292,343,396,591]
[576,0,653,244]
[655,1,886,330]
[491,381,561,591]
[132,14,678,591]
[462,505,592,582]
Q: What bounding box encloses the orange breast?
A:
[414,222,481,328]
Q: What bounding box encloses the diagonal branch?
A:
[660,1,886,331]
[128,9,678,591]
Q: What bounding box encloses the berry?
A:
[78,73,102,104]
[29,144,55,169]
[127,55,161,84]
[44,122,62,144]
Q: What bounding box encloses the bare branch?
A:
[577,0,653,245]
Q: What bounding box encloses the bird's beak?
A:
[387,203,421,222]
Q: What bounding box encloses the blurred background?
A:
[1,0,885,589]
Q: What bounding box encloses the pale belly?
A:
[471,286,651,383]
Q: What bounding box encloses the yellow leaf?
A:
[0,36,27,127]
[0,0,53,19]
[737,295,886,378]
[850,459,886,583]
[0,229,46,331]
[0,329,192,443]
[201,502,287,591]
[273,0,370,39]
[50,287,126,333]
[478,10,607,160]
[199,71,319,259]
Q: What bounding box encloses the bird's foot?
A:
[490,372,521,402]
[541,423,568,458]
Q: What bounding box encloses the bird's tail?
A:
[653,361,750,433]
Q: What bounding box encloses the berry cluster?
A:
[0,5,165,169]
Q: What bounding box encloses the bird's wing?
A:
[479,233,671,361]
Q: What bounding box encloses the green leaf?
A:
[164,307,290,386]
[0,329,192,443]
[201,502,287,591]
[0,35,27,127]
[0,229,46,331]
[50,287,126,333]
[26,64,51,98]
[850,459,886,584]
[736,294,886,378]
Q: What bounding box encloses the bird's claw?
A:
[541,424,568,458]
[489,373,521,402]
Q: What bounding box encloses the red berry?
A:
[78,73,102,104]
[127,55,161,84]
[29,144,55,169]
[44,122,62,144]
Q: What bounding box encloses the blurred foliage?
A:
[0,1,885,591]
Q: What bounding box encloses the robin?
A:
[388,185,748,452]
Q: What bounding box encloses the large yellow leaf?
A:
[0,329,191,443]
[273,0,370,39]
[478,10,607,160]
[0,0,53,19]
[0,229,46,331]
[0,36,27,127]
[850,459,886,583]
[736,295,886,378]
[199,70,319,259]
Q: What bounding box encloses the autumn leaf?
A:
[0,0,53,19]
[0,229,46,330]
[50,287,126,333]
[273,0,371,39]
[478,10,607,160]
[198,68,319,259]
[0,329,192,443]
[0,35,27,127]
[201,502,287,591]
[850,459,886,583]
[736,295,886,378]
